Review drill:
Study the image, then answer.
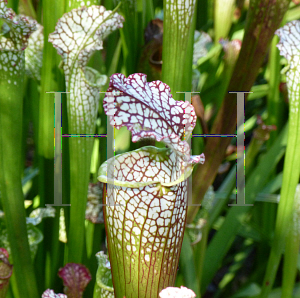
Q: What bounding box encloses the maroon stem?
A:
[187,0,291,223]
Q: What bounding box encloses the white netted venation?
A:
[104,73,201,162]
[42,289,67,298]
[0,0,37,50]
[25,23,43,81]
[100,71,205,295]
[276,21,300,110]
[98,146,201,295]
[49,6,124,133]
[0,0,37,83]
[106,181,187,293]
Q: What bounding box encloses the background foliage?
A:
[0,0,300,297]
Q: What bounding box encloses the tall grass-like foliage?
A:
[0,0,299,297]
[49,4,124,264]
[260,20,300,298]
[0,1,38,297]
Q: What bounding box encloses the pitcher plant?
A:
[98,73,205,297]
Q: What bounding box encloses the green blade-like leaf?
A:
[260,20,300,297]
[49,5,124,263]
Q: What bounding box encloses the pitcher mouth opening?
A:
[98,146,194,188]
